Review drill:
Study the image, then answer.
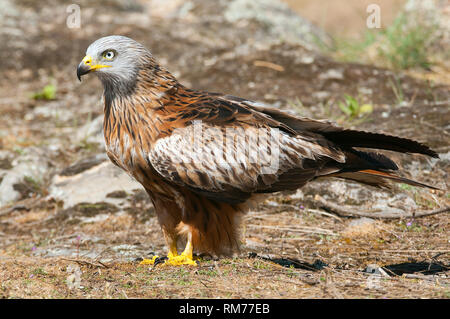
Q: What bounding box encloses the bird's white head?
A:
[77,35,152,89]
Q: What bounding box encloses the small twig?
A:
[61,257,109,269]
[0,205,27,217]
[266,202,343,222]
[315,196,450,219]
[306,209,343,222]
[253,60,285,72]
[197,278,209,288]
[431,252,447,261]
[381,249,450,253]
[0,197,42,217]
[121,290,129,299]
[403,273,447,282]
[96,260,110,269]
[247,224,336,235]
[271,237,309,241]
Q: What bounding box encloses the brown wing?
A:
[148,89,346,204]
[236,95,440,189]
[149,89,440,203]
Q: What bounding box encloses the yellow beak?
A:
[77,55,111,81]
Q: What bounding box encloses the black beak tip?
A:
[77,63,90,82]
[77,66,82,82]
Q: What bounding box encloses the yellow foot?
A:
[139,255,160,265]
[163,253,197,266]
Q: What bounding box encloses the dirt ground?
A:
[0,0,448,299]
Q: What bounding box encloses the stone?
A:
[49,161,142,209]
[0,147,49,207]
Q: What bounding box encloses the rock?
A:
[224,0,332,50]
[404,0,449,33]
[364,264,390,277]
[59,154,107,176]
[49,161,142,209]
[349,217,375,227]
[0,151,14,170]
[143,0,331,51]
[318,69,345,81]
[66,264,82,290]
[300,178,422,218]
[145,0,193,19]
[0,147,49,207]
[73,115,105,152]
[28,101,74,122]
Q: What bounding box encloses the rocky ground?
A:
[0,0,448,298]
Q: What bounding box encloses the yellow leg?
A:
[140,233,178,265]
[140,233,196,266]
[167,240,178,259]
[164,232,197,266]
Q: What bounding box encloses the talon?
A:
[164,253,197,266]
[162,231,197,266]
[139,255,160,265]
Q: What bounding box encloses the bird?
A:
[77,35,439,266]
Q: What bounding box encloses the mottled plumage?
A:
[77,36,439,262]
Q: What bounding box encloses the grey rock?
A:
[73,115,105,151]
[0,147,49,207]
[144,0,331,51]
[224,0,332,50]
[404,0,449,51]
[60,154,108,176]
[349,217,375,227]
[49,160,142,209]
[364,264,390,277]
[319,69,345,81]
[301,178,421,218]
[26,101,75,123]
[66,264,83,290]
[144,0,194,19]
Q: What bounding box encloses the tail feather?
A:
[333,169,441,190]
[246,103,440,190]
[246,105,439,158]
[321,130,439,158]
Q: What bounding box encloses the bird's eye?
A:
[103,50,115,60]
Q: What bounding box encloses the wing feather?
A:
[149,119,343,203]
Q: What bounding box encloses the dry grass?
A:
[0,197,448,299]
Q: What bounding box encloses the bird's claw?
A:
[140,253,197,266]
[140,255,167,266]
[164,253,198,266]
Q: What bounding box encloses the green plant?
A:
[398,183,414,191]
[329,31,377,63]
[32,267,48,276]
[288,97,334,120]
[196,269,218,277]
[338,94,373,120]
[31,83,57,100]
[320,11,437,71]
[22,175,45,196]
[378,13,436,70]
[388,77,405,106]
